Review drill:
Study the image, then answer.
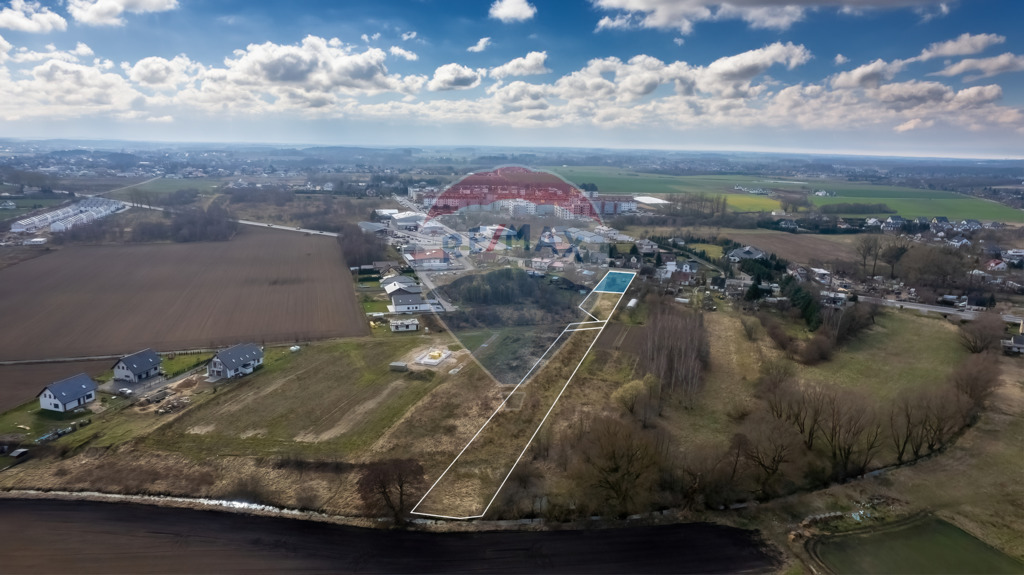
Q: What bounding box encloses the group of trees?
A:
[854,235,912,279]
[642,302,709,408]
[130,203,238,243]
[337,222,387,267]
[442,268,582,315]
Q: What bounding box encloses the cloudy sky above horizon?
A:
[1,0,1023,158]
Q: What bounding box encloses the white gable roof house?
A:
[389,293,430,313]
[38,373,97,412]
[113,348,162,383]
[207,343,264,380]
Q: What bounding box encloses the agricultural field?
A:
[0,360,111,413]
[0,226,367,364]
[104,177,225,202]
[812,516,1023,574]
[717,228,860,263]
[542,166,1022,221]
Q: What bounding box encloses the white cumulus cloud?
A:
[0,0,66,33]
[489,51,550,79]
[401,31,417,41]
[590,0,956,34]
[834,53,849,65]
[467,37,491,53]
[427,63,483,91]
[489,0,536,23]
[931,52,1024,80]
[389,46,418,61]
[914,32,1005,62]
[67,0,179,27]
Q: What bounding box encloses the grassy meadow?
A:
[541,166,1021,221]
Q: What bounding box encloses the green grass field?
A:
[816,517,1023,574]
[541,166,1021,221]
[686,243,723,259]
[106,177,225,201]
[797,310,967,400]
[0,198,69,221]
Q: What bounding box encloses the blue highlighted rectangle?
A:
[594,271,634,293]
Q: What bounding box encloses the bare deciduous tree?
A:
[356,458,425,525]
[575,416,661,517]
[949,353,1002,411]
[738,414,800,496]
[957,314,1006,354]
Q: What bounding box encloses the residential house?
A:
[403,248,450,270]
[0,200,15,209]
[207,344,263,379]
[380,274,415,288]
[655,261,677,281]
[810,267,832,284]
[959,219,983,231]
[112,348,161,383]
[881,215,905,232]
[38,373,97,412]
[728,245,765,262]
[383,276,422,297]
[987,259,1008,272]
[932,216,950,226]
[635,239,659,255]
[914,217,930,227]
[984,221,1006,230]
[947,237,972,249]
[1003,334,1024,355]
[390,318,420,332]
[864,218,882,228]
[777,219,798,231]
[389,293,430,313]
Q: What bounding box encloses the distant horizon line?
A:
[2,135,1023,163]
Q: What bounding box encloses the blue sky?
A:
[1,0,1022,158]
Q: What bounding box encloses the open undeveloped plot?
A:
[413,327,603,518]
[413,272,633,518]
[150,337,447,458]
[0,227,367,361]
[715,228,860,263]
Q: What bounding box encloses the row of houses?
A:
[36,344,264,412]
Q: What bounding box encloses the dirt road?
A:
[0,499,779,574]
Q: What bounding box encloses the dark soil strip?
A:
[0,499,780,574]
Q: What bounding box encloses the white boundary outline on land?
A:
[410,270,636,520]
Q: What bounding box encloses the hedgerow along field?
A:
[542,166,1021,221]
[0,226,368,363]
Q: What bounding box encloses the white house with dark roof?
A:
[207,343,263,379]
[113,348,161,383]
[38,373,97,412]
[389,293,430,313]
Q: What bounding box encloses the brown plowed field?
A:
[0,227,367,362]
[0,360,111,413]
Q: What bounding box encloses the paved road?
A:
[861,296,1021,323]
[0,499,780,574]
